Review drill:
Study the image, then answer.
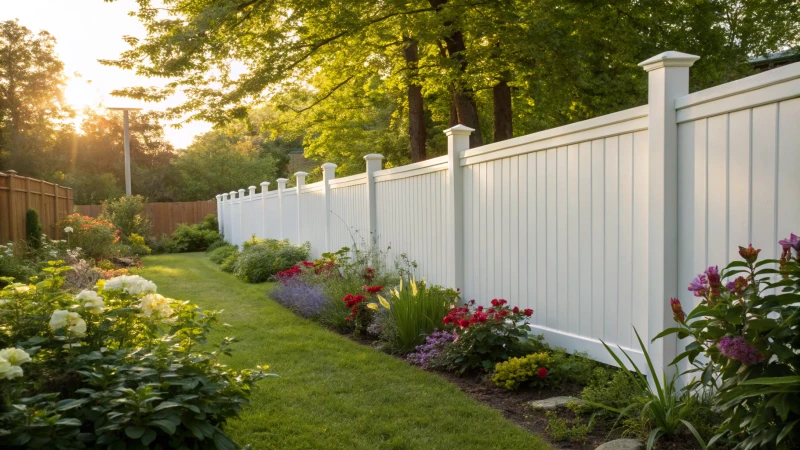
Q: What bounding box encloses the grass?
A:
[138,253,550,450]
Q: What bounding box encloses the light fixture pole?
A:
[107,107,142,196]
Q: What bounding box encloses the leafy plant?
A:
[170,223,220,252]
[127,233,151,256]
[99,195,151,241]
[208,244,238,265]
[545,411,590,443]
[59,213,120,260]
[369,278,457,352]
[406,329,458,370]
[0,263,275,449]
[233,238,309,283]
[595,327,708,450]
[655,236,800,449]
[25,209,43,250]
[493,352,553,390]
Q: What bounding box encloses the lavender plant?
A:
[406,329,458,370]
[269,277,330,317]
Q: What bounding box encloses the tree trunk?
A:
[493,78,513,142]
[403,38,427,163]
[429,0,483,148]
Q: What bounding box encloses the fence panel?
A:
[0,171,74,243]
[216,57,800,370]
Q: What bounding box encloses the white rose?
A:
[49,310,87,338]
[0,357,11,379]
[104,275,157,295]
[76,290,104,314]
[0,348,31,366]
[4,364,23,380]
[138,294,173,318]
[64,226,73,233]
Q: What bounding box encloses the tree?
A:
[0,20,72,177]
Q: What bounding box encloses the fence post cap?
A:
[321,162,338,169]
[237,189,245,196]
[276,178,288,182]
[229,191,237,195]
[638,51,700,72]
[5,170,17,174]
[363,154,384,161]
[260,181,270,186]
[443,124,475,136]
[294,171,308,177]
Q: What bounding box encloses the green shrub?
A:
[205,239,229,253]
[99,195,151,241]
[170,224,220,252]
[549,350,599,386]
[0,265,275,449]
[492,352,554,390]
[59,213,119,260]
[545,411,590,443]
[147,234,179,254]
[25,209,43,250]
[199,214,219,232]
[233,239,309,283]
[208,244,237,265]
[127,233,151,256]
[220,253,238,273]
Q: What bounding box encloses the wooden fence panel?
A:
[0,171,74,244]
[76,200,217,238]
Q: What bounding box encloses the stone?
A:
[595,438,643,450]
[526,396,583,411]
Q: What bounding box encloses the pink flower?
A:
[669,298,685,324]
[718,335,765,366]
[779,233,800,251]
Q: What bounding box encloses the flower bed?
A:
[0,264,274,449]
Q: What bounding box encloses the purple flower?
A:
[406,329,458,370]
[269,278,329,317]
[725,281,736,292]
[718,335,765,366]
[779,233,800,251]
[688,274,707,297]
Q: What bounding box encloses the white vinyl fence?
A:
[216,52,800,373]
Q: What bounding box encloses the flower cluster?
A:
[363,285,383,295]
[0,348,31,379]
[443,299,532,329]
[492,352,552,390]
[104,275,157,295]
[343,294,367,322]
[49,310,87,337]
[406,329,458,370]
[717,335,765,366]
[77,290,104,314]
[688,265,722,298]
[138,293,174,318]
[276,265,302,281]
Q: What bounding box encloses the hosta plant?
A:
[0,263,274,449]
[656,235,800,450]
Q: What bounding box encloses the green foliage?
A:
[127,233,151,256]
[219,253,238,273]
[59,213,119,260]
[372,278,458,353]
[595,328,708,450]
[656,238,800,449]
[233,239,309,283]
[99,195,151,240]
[204,239,229,254]
[62,172,124,205]
[208,244,237,265]
[0,263,275,449]
[549,350,600,386]
[545,411,590,444]
[493,352,554,390]
[24,209,43,250]
[169,224,220,253]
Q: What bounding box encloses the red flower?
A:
[523,309,533,317]
[537,367,548,379]
[363,285,384,294]
[491,299,499,306]
[499,309,509,317]
[442,316,452,324]
[512,306,519,313]
[302,261,315,267]
[458,319,470,328]
[670,298,685,324]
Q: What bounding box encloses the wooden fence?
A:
[0,171,74,243]
[76,200,217,238]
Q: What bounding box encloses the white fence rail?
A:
[217,52,800,372]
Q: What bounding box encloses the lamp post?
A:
[107,107,142,196]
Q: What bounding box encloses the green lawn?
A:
[137,253,550,450]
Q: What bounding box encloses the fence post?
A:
[220,193,229,242]
[295,172,307,244]
[364,154,384,249]
[216,194,223,235]
[640,51,699,377]
[260,181,270,239]
[443,125,473,291]
[276,178,288,240]
[321,163,338,252]
[237,189,246,245]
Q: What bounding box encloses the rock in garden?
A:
[526,396,584,411]
[595,438,643,450]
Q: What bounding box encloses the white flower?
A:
[104,275,157,295]
[64,226,73,233]
[13,285,30,294]
[138,294,173,318]
[0,348,31,366]
[76,290,104,314]
[49,310,87,337]
[0,355,24,380]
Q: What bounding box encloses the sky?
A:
[1,0,212,149]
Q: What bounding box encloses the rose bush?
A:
[0,262,274,449]
[59,213,120,260]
